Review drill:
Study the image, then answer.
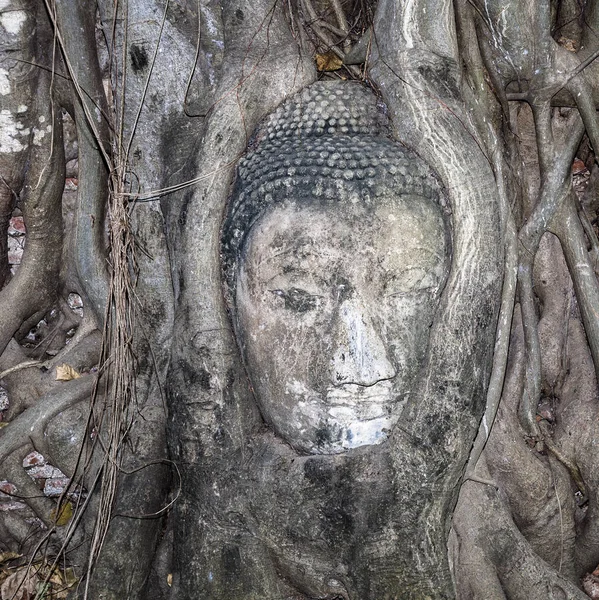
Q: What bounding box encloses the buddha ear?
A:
[232,266,253,330]
[235,264,250,301]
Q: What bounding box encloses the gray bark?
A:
[0,0,598,599]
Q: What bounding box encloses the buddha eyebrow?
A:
[259,246,332,264]
[380,246,446,266]
[264,268,317,287]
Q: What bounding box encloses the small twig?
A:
[110,459,181,519]
[329,0,350,50]
[319,19,349,38]
[464,474,499,488]
[0,361,42,380]
[570,45,599,79]
[123,154,244,201]
[550,468,564,573]
[330,0,348,33]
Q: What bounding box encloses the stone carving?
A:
[190,81,463,599]
[222,81,451,455]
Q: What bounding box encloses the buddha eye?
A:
[270,288,322,313]
[386,286,436,297]
[384,268,441,298]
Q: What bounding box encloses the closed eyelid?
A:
[265,269,329,291]
[386,286,438,298]
[265,267,310,285]
[258,247,331,269]
[383,267,441,293]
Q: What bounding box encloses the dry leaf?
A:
[0,561,77,600]
[316,51,343,72]
[1,568,36,600]
[0,553,20,565]
[61,568,78,592]
[557,36,578,52]
[584,572,599,599]
[42,566,77,600]
[167,573,173,587]
[50,501,73,526]
[55,364,80,381]
[572,158,587,174]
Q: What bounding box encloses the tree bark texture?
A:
[0,0,598,599]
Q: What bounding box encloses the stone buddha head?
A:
[222,82,450,455]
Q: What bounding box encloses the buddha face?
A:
[234,193,449,455]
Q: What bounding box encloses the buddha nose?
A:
[330,300,396,386]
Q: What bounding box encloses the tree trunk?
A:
[0,0,599,599]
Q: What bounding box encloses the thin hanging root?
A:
[465,213,517,478]
[552,195,599,385]
[515,112,585,438]
[517,254,542,437]
[330,0,348,33]
[84,184,137,599]
[329,0,350,50]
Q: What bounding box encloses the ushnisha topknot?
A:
[221,81,447,301]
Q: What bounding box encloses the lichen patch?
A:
[0,68,10,95]
[32,124,51,146]
[0,9,27,35]
[0,110,26,153]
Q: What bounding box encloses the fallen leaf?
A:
[50,501,73,526]
[558,36,578,52]
[7,217,25,236]
[583,572,599,599]
[44,477,70,498]
[316,51,343,72]
[22,451,45,468]
[167,573,173,587]
[0,482,16,496]
[61,567,78,592]
[55,364,80,381]
[572,158,587,174]
[1,568,36,600]
[0,553,21,565]
[0,562,77,600]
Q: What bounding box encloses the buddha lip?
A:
[327,382,393,405]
